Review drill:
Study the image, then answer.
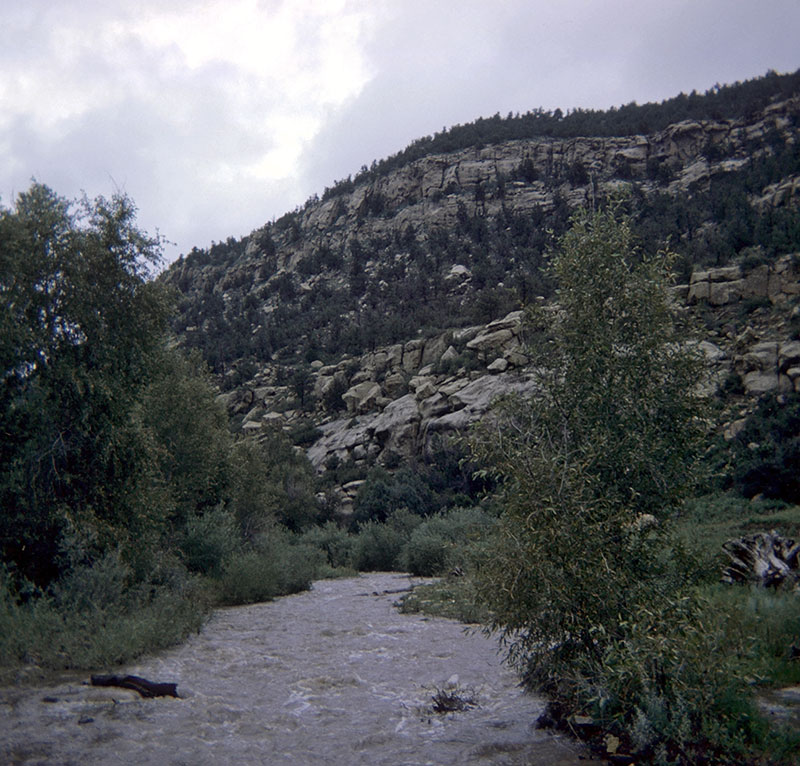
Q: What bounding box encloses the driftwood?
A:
[90,674,180,698]
[721,530,800,589]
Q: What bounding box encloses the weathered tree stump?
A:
[90,674,180,698]
[721,530,800,590]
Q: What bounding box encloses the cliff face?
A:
[172,95,799,295]
[212,257,798,512]
[295,99,795,246]
[165,91,800,512]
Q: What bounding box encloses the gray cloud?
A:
[298,0,800,198]
[2,0,799,264]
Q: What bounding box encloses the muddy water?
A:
[0,573,599,765]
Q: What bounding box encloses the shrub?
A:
[471,204,711,757]
[297,522,354,569]
[51,551,131,613]
[403,527,449,576]
[288,419,322,447]
[179,506,239,576]
[0,563,207,672]
[218,534,325,606]
[402,507,495,576]
[352,466,438,525]
[322,376,349,412]
[350,521,405,571]
[218,550,282,605]
[729,392,800,503]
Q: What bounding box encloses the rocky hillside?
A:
[163,72,800,513]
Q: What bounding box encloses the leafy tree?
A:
[136,348,234,528]
[728,391,800,503]
[352,466,438,526]
[254,428,319,532]
[471,203,706,709]
[0,184,170,585]
[290,364,314,409]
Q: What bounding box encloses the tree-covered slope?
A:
[163,70,800,391]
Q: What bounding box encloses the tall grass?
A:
[0,557,208,673]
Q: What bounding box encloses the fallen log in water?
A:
[90,674,180,698]
[721,530,800,589]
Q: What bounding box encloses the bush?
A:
[278,542,326,593]
[352,466,439,525]
[0,563,207,672]
[297,522,355,569]
[585,585,800,764]
[218,533,325,606]
[51,551,130,613]
[471,205,711,758]
[350,521,405,571]
[403,528,449,576]
[179,507,239,576]
[288,419,322,447]
[402,507,495,576]
[729,392,800,503]
[218,550,282,605]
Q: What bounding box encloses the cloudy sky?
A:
[2,1,799,264]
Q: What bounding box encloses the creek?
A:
[1,572,600,765]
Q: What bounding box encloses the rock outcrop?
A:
[167,88,800,514]
[686,255,800,306]
[170,94,800,334]
[233,254,800,503]
[242,310,533,474]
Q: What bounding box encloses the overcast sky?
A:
[2,1,799,264]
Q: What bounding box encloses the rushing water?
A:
[0,573,601,765]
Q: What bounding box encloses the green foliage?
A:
[217,534,325,606]
[350,446,488,530]
[137,348,233,527]
[352,466,437,524]
[297,522,355,569]
[471,204,716,757]
[402,507,495,576]
[0,561,207,672]
[253,429,319,531]
[290,365,314,408]
[397,576,491,624]
[400,492,800,762]
[276,541,327,593]
[0,183,170,586]
[703,584,800,687]
[321,375,349,412]
[728,392,800,503]
[287,418,322,447]
[0,183,328,674]
[178,506,238,576]
[350,517,408,571]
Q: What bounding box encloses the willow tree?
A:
[472,202,707,710]
[0,184,174,585]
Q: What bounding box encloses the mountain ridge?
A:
[163,72,800,512]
